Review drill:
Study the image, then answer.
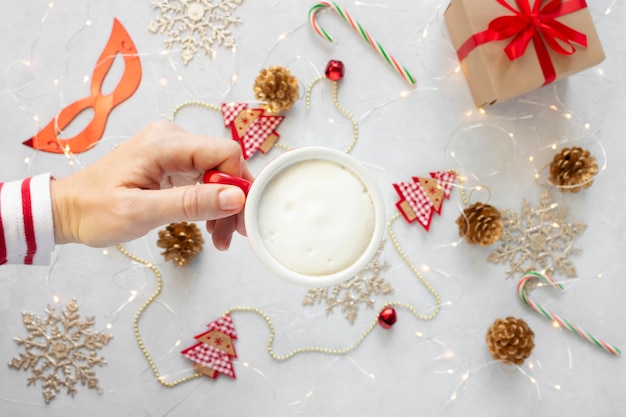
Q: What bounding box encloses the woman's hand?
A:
[51,121,252,250]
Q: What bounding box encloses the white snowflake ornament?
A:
[149,0,245,64]
[488,190,586,278]
[8,299,112,404]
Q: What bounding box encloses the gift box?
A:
[444,0,605,107]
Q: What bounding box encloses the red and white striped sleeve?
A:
[0,173,55,265]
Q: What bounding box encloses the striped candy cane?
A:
[309,2,416,86]
[518,271,621,356]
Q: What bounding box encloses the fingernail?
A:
[216,234,233,251]
[218,187,244,211]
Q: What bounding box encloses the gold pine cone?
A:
[486,317,535,366]
[253,66,299,113]
[157,222,204,267]
[549,146,598,193]
[456,202,503,246]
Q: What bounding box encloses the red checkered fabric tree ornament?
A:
[221,103,284,160]
[181,314,238,379]
[393,171,456,230]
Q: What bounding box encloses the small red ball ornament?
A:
[378,307,397,329]
[325,60,345,81]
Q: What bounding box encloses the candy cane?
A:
[518,271,621,356]
[308,2,416,86]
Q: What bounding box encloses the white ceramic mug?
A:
[205,147,385,288]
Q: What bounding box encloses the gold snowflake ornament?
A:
[303,241,393,324]
[8,299,112,404]
[488,190,586,278]
[149,0,245,64]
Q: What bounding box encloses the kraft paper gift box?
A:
[444,0,605,107]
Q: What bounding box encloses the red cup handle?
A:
[202,170,252,196]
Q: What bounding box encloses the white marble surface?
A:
[1,0,625,415]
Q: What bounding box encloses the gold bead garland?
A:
[116,244,203,387]
[167,95,358,155]
[116,218,443,387]
[305,75,359,154]
[170,101,221,122]
[387,213,441,320]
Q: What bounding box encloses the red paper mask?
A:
[24,18,142,154]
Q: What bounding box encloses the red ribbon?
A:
[457,0,588,85]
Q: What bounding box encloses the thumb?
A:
[136,184,246,229]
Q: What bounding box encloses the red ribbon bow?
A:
[457,0,588,85]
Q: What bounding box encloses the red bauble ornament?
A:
[378,307,397,329]
[325,60,345,81]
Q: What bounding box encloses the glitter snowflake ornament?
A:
[149,0,245,64]
[303,242,392,324]
[8,299,112,404]
[488,190,586,278]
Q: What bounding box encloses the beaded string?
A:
[116,223,442,386]
[170,101,221,121]
[383,171,470,320]
[116,244,203,387]
[386,213,441,320]
[304,75,359,154]
[226,298,429,361]
[169,81,359,155]
[458,174,469,207]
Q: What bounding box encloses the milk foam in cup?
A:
[244,147,385,288]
